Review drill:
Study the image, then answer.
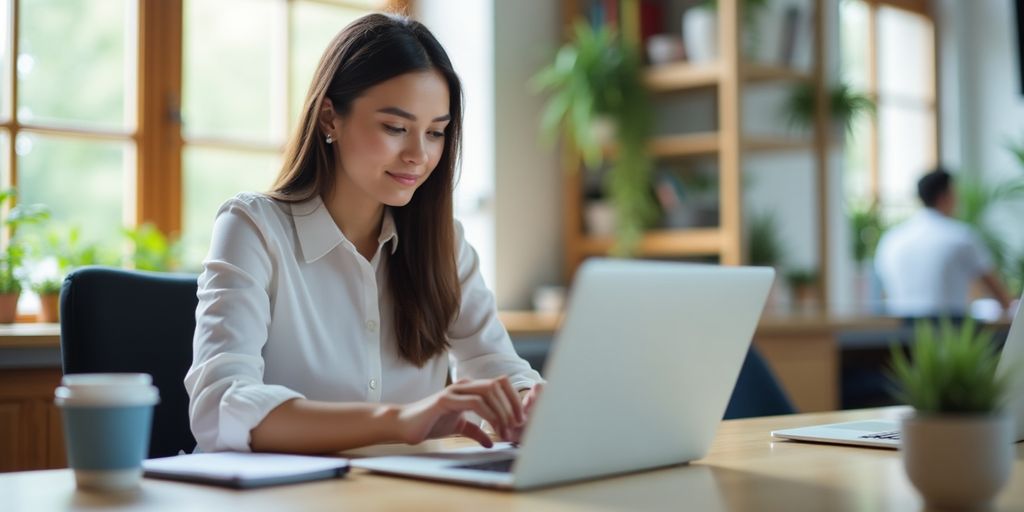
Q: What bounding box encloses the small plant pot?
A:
[902,414,1014,510]
[0,291,19,323]
[38,293,59,323]
[584,200,617,236]
[790,284,818,313]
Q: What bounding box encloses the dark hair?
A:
[917,168,953,208]
[270,13,462,367]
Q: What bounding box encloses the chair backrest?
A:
[723,346,795,419]
[59,266,198,458]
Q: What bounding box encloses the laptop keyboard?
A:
[455,458,515,473]
[859,430,901,441]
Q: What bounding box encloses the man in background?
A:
[874,168,1012,319]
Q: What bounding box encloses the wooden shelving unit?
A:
[561,0,829,303]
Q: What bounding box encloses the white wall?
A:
[941,0,1024,178]
[937,0,1024,259]
[492,0,562,309]
[419,0,562,310]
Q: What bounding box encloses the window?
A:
[181,0,395,266]
[841,0,937,221]
[2,0,137,247]
[0,0,404,276]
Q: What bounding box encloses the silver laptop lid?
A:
[996,296,1024,441]
[512,259,775,488]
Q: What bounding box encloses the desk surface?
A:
[4,407,1023,511]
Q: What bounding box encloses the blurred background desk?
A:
[500,312,1011,414]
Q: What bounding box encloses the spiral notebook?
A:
[143,452,350,489]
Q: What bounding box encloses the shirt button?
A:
[369,379,377,390]
[366,319,378,333]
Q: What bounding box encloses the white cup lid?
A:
[55,373,160,407]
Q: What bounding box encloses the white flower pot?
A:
[902,414,1014,510]
[683,7,717,63]
[584,200,616,237]
[588,116,618,148]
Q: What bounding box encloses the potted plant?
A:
[0,190,50,323]
[784,267,818,313]
[955,171,1024,284]
[888,319,1014,509]
[534,21,657,255]
[783,81,875,137]
[849,201,886,313]
[26,224,115,323]
[31,278,62,323]
[123,223,182,272]
[682,0,770,63]
[748,211,785,268]
[748,211,786,314]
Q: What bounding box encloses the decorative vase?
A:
[584,200,617,237]
[0,291,19,323]
[902,414,1014,510]
[682,6,717,63]
[38,293,59,323]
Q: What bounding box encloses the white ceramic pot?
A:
[646,34,685,66]
[584,200,616,237]
[682,6,717,63]
[902,414,1014,510]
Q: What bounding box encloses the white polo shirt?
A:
[874,208,994,317]
[185,192,542,452]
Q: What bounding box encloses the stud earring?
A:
[325,134,334,144]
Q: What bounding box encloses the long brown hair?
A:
[270,13,462,367]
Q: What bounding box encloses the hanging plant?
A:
[533,21,657,255]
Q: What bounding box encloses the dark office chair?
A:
[59,266,199,458]
[723,345,795,419]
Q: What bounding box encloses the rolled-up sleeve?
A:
[447,221,543,391]
[185,198,304,452]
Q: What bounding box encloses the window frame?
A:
[1,0,410,244]
[854,0,939,204]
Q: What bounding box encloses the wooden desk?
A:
[3,407,1022,511]
[0,323,64,472]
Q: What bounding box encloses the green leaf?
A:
[888,318,1011,414]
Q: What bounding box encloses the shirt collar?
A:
[290,195,399,264]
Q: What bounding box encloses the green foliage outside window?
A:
[0,189,51,294]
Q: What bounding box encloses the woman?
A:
[185,13,543,454]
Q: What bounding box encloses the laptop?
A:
[352,259,775,490]
[771,296,1024,449]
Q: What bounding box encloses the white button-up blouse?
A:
[185,192,542,452]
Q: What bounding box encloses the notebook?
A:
[353,259,775,490]
[142,452,349,489]
[772,295,1024,449]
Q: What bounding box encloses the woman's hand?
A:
[396,376,525,447]
[508,382,544,444]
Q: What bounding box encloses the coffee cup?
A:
[54,373,160,491]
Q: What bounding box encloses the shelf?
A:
[744,64,813,83]
[580,228,723,258]
[649,132,719,157]
[644,62,720,92]
[643,61,811,93]
[745,136,813,152]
